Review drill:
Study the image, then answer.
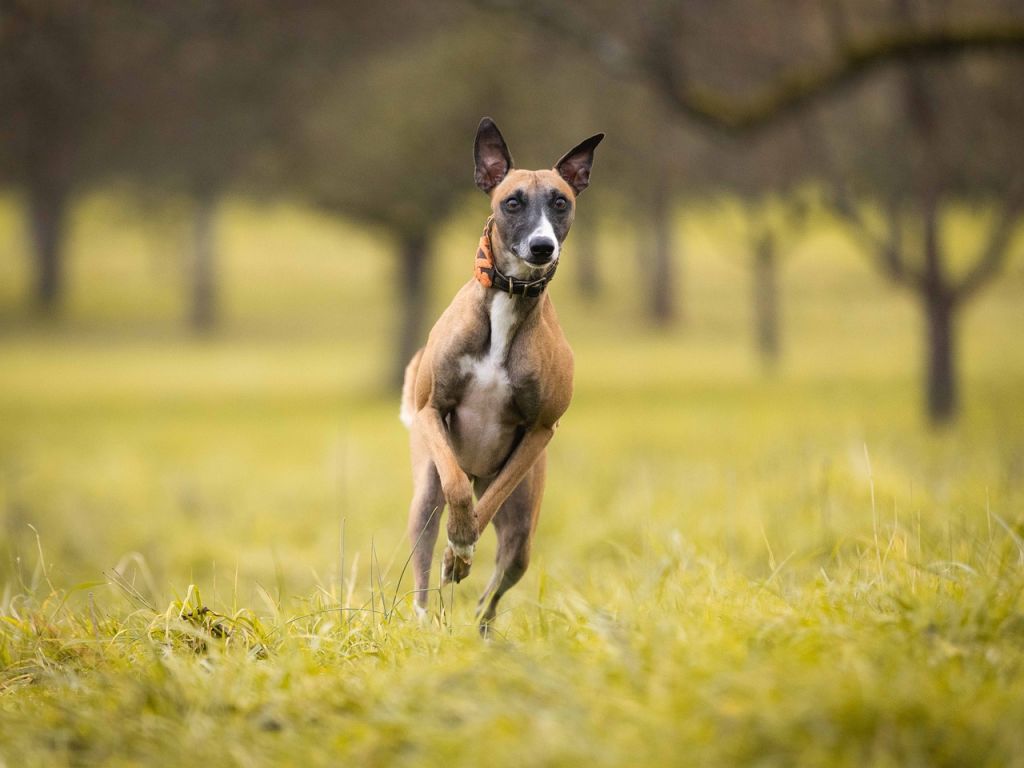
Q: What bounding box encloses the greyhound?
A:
[400,117,603,632]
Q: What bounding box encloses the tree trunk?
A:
[918,213,959,426]
[393,232,430,389]
[899,33,959,426]
[924,293,957,425]
[753,231,780,370]
[649,179,677,325]
[190,193,219,333]
[27,182,69,316]
[572,217,601,300]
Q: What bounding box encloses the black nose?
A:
[528,238,555,262]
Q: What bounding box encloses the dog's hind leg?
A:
[476,450,546,635]
[407,429,444,620]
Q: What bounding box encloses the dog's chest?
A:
[460,292,519,399]
[450,294,525,477]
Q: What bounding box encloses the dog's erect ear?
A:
[554,133,604,195]
[474,117,514,194]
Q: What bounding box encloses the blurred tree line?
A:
[1,0,1023,425]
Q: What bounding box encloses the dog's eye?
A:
[552,197,568,211]
[504,198,521,212]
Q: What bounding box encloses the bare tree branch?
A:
[953,186,1024,304]
[882,201,912,284]
[637,1,688,104]
[478,0,1024,134]
[664,25,1024,133]
[829,188,921,289]
[797,110,921,289]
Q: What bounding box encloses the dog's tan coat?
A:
[401,120,601,629]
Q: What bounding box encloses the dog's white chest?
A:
[451,294,521,477]
[459,354,511,401]
[459,293,517,396]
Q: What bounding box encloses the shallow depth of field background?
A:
[2,3,1024,766]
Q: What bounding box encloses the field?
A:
[1,192,1023,766]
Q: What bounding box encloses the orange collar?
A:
[474,217,558,298]
[474,216,498,289]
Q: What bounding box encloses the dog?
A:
[400,117,603,633]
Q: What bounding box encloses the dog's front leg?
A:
[415,405,477,582]
[473,425,554,535]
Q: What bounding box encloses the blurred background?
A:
[1,0,1023,601]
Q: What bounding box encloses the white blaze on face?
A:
[526,210,559,262]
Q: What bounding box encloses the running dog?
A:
[400,117,603,632]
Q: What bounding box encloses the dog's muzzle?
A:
[527,237,556,265]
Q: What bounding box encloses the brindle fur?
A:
[402,118,602,632]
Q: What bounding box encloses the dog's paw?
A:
[448,538,475,562]
[412,602,430,624]
[440,541,474,585]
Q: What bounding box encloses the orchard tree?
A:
[100,0,367,332]
[0,1,110,314]
[482,0,1024,421]
[815,58,1024,423]
[286,23,508,385]
[805,0,1024,424]
[0,0,402,329]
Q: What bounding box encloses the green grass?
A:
[1,191,1024,766]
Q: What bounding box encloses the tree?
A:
[799,0,1024,424]
[98,1,365,332]
[737,197,808,372]
[0,1,110,314]
[285,21,508,385]
[633,109,690,326]
[482,0,1024,421]
[815,61,1024,423]
[0,1,385,329]
[707,125,815,372]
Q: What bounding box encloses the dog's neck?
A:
[473,221,551,360]
[477,271,547,360]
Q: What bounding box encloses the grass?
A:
[1,191,1023,766]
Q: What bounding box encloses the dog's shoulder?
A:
[426,280,490,357]
[508,297,574,426]
[415,281,488,410]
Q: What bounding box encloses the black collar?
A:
[478,259,559,298]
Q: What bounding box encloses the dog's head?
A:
[474,117,603,280]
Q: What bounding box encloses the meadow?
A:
[1,192,1023,766]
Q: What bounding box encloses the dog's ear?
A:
[474,117,514,194]
[554,133,604,195]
